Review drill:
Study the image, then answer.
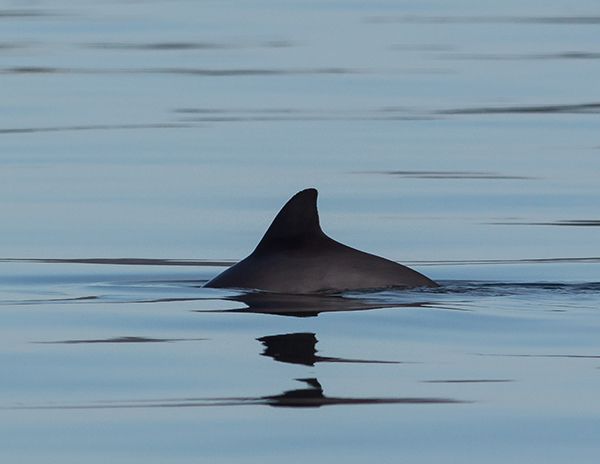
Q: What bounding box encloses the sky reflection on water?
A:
[1,0,600,462]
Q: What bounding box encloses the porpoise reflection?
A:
[260,378,462,408]
[215,291,430,318]
[257,332,400,365]
[6,378,463,410]
[205,188,438,293]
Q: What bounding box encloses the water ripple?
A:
[34,336,205,344]
[438,102,600,114]
[85,41,294,51]
[365,15,600,25]
[0,123,191,135]
[3,377,465,410]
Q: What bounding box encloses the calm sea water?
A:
[1,1,599,463]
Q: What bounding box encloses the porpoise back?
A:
[205,188,438,293]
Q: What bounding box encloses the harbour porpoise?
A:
[205,188,438,293]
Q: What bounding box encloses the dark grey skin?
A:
[205,188,438,294]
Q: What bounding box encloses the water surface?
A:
[1,0,600,462]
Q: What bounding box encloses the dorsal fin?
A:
[254,188,324,252]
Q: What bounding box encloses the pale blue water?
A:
[1,1,600,462]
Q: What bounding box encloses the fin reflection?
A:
[258,332,400,366]
[6,378,463,410]
[215,291,428,318]
[261,378,463,408]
